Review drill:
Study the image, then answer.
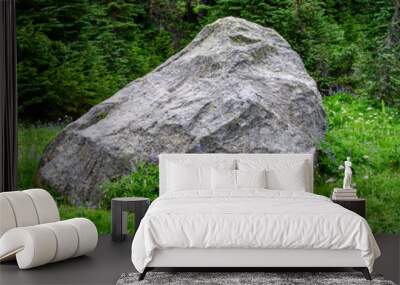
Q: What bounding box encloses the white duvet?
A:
[131,190,380,273]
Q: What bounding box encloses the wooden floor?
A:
[0,235,399,285]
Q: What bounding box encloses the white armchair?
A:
[0,189,98,269]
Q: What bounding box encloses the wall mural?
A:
[16,0,400,234]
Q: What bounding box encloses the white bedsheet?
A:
[131,190,380,273]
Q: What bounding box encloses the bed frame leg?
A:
[138,268,148,281]
[354,267,371,280]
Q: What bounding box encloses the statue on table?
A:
[343,157,352,190]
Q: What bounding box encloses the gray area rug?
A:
[116,272,396,285]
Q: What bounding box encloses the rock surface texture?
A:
[38,17,326,205]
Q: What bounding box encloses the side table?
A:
[332,198,366,218]
[111,197,150,242]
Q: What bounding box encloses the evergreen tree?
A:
[16,0,400,121]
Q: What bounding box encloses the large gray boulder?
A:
[38,17,326,206]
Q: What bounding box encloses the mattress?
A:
[131,190,380,273]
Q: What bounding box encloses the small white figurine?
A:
[343,157,352,190]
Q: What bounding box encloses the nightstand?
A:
[111,197,150,242]
[332,198,366,218]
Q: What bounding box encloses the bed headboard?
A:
[159,153,314,195]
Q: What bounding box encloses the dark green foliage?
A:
[100,163,159,209]
[17,0,400,121]
[201,0,398,97]
[17,0,174,121]
[354,2,400,107]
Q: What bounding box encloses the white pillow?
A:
[166,159,236,192]
[211,169,268,191]
[167,162,211,191]
[238,159,309,191]
[211,168,237,191]
[236,169,267,189]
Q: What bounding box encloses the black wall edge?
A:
[0,0,18,192]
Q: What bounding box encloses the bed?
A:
[131,153,380,280]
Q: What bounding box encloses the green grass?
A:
[18,94,400,233]
[18,123,63,189]
[59,205,112,234]
[100,163,159,209]
[316,93,400,233]
[58,205,137,234]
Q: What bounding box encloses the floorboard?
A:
[0,235,398,285]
